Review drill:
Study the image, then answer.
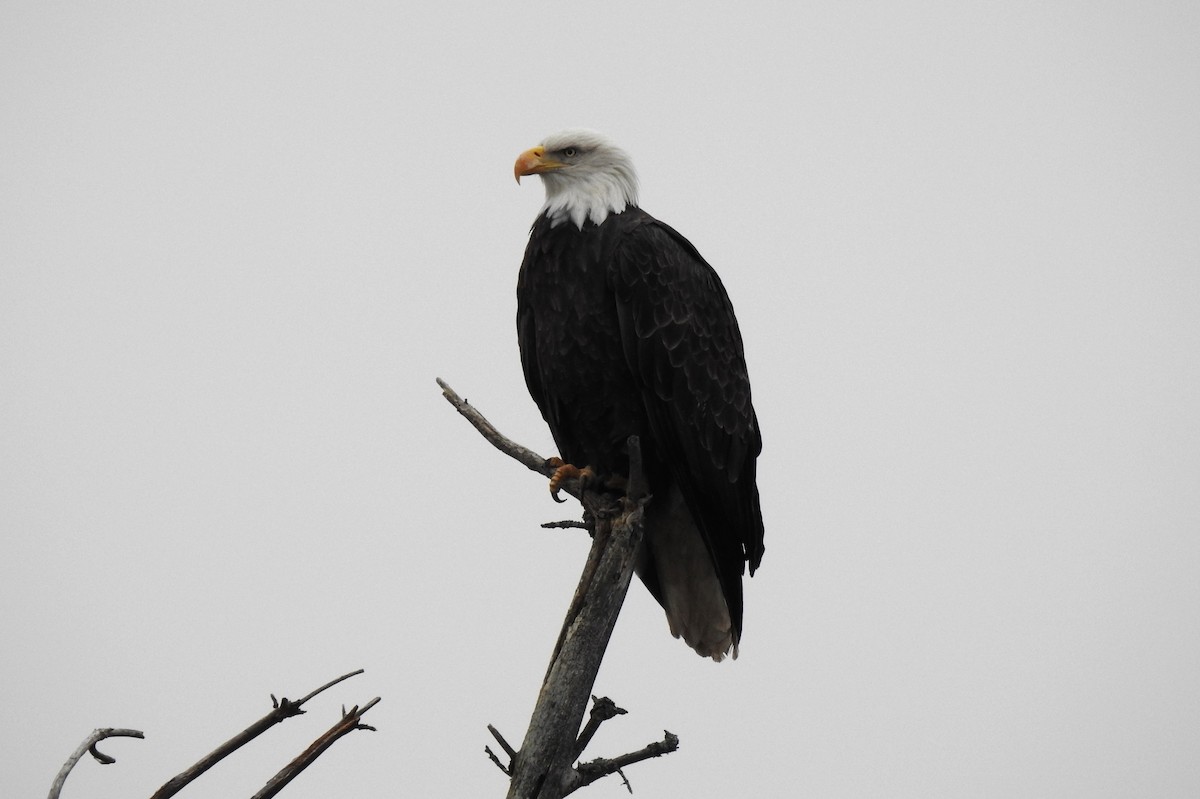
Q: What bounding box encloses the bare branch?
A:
[249,698,380,799]
[48,728,144,799]
[486,724,518,776]
[436,378,588,502]
[568,730,680,795]
[293,668,365,705]
[149,669,365,799]
[572,697,627,761]
[436,378,549,473]
[440,383,677,797]
[489,724,519,761]
[486,746,512,777]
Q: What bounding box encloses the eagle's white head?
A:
[514,129,639,229]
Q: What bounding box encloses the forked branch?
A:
[437,379,678,798]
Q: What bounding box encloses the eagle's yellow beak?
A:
[514,146,565,183]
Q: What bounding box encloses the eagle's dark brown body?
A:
[517,207,764,658]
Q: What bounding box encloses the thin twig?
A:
[48,728,144,799]
[485,746,511,776]
[485,723,517,775]
[293,668,365,705]
[488,724,518,761]
[149,669,365,799]
[250,698,381,799]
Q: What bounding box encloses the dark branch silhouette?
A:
[250,698,380,799]
[486,724,518,776]
[570,730,680,794]
[573,697,627,762]
[50,670,373,799]
[149,669,367,799]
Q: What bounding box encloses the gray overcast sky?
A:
[3,2,1198,797]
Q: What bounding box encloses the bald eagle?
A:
[514,130,764,661]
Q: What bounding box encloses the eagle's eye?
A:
[562,147,578,158]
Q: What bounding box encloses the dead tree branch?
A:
[250,697,381,799]
[569,730,680,795]
[48,728,144,799]
[486,724,518,776]
[437,379,678,798]
[436,378,587,501]
[148,669,365,799]
[572,697,627,762]
[508,496,647,799]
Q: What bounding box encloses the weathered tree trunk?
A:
[505,498,645,799]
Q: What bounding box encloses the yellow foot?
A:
[546,458,595,503]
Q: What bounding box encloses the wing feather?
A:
[610,213,765,635]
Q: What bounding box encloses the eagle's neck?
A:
[540,166,639,230]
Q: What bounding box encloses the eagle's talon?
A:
[547,462,594,502]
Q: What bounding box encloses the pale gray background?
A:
[3,2,1198,797]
